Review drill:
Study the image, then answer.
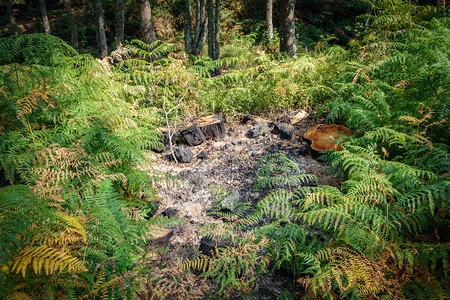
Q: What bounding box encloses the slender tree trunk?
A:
[279,0,296,56]
[206,0,220,75]
[194,0,202,45]
[39,0,51,34]
[266,0,273,40]
[6,0,19,35]
[64,0,78,49]
[214,0,220,60]
[93,0,108,58]
[192,0,207,55]
[184,0,193,53]
[115,0,125,45]
[138,0,156,44]
[207,0,215,59]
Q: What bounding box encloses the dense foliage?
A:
[0,0,448,299]
[0,34,180,298]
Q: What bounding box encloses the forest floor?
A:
[146,112,342,298]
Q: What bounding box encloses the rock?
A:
[183,201,202,217]
[241,115,270,125]
[272,122,296,140]
[199,236,230,257]
[290,110,308,125]
[173,146,194,163]
[162,207,179,218]
[240,114,254,124]
[197,150,209,160]
[246,123,269,138]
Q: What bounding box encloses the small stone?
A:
[197,150,208,160]
[247,123,269,138]
[162,207,179,218]
[291,110,308,125]
[183,202,202,217]
[272,122,296,140]
[240,114,254,124]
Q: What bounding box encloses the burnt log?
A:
[181,115,225,146]
[180,124,206,146]
[195,115,225,140]
[272,122,295,140]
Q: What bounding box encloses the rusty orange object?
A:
[303,124,353,152]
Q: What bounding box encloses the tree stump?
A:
[181,115,225,146]
[303,124,353,159]
[180,124,206,147]
[195,115,226,140]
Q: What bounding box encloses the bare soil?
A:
[148,113,341,299]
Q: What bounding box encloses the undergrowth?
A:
[0,1,448,299]
[0,34,180,298]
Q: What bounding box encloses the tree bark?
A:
[93,0,108,58]
[214,0,220,59]
[207,0,220,75]
[185,0,207,55]
[266,0,273,40]
[192,0,207,55]
[6,0,19,35]
[207,0,215,59]
[138,0,156,45]
[279,0,296,56]
[115,0,125,45]
[39,0,51,34]
[184,0,193,53]
[63,0,78,49]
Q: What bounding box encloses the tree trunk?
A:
[39,0,51,34]
[63,0,78,49]
[138,0,156,45]
[207,0,215,59]
[207,0,220,75]
[93,0,108,58]
[184,0,193,53]
[279,0,296,56]
[6,0,19,35]
[115,0,125,45]
[185,0,207,55]
[214,0,220,59]
[266,0,273,40]
[192,0,207,55]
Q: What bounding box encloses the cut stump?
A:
[303,124,353,159]
[181,124,206,147]
[181,115,225,146]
